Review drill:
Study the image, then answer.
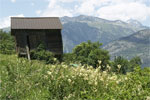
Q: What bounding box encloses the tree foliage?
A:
[112,56,130,74]
[0,30,15,54]
[72,40,110,69]
[112,56,142,74]
[62,53,75,64]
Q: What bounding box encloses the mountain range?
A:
[60,15,148,53]
[104,29,150,67]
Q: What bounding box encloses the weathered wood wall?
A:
[46,29,63,55]
[11,29,63,55]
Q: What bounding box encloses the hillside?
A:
[1,27,10,33]
[61,15,147,52]
[103,29,150,67]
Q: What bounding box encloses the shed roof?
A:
[11,17,62,29]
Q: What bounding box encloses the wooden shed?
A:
[11,17,63,58]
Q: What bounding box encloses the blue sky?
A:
[0,0,150,28]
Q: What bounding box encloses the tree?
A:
[129,56,142,71]
[112,56,130,74]
[72,40,110,69]
[112,56,142,74]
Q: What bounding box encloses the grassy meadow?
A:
[0,54,150,100]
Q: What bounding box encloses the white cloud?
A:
[75,0,150,21]
[97,2,150,21]
[0,17,10,29]
[59,0,76,3]
[46,0,77,3]
[0,14,24,29]
[76,0,95,15]
[41,6,73,17]
[40,0,150,25]
[11,0,16,3]
[41,0,73,17]
[36,10,42,15]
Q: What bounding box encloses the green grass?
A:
[0,54,150,100]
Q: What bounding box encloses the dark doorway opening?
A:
[27,35,30,50]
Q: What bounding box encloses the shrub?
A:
[0,30,15,54]
[62,53,75,64]
[30,43,58,64]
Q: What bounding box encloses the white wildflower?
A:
[125,77,128,80]
[100,77,104,81]
[98,60,102,64]
[146,96,150,100]
[107,64,111,71]
[68,79,71,83]
[109,76,117,80]
[117,65,121,69]
[103,71,107,75]
[95,81,98,86]
[53,58,57,61]
[47,71,52,75]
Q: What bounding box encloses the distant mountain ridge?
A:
[103,29,150,67]
[1,27,10,33]
[127,19,143,27]
[60,15,148,52]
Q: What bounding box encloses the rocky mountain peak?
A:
[127,19,142,27]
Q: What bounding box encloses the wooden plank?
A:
[26,45,31,60]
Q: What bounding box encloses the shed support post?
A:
[26,45,31,60]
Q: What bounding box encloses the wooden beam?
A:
[26,45,31,60]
